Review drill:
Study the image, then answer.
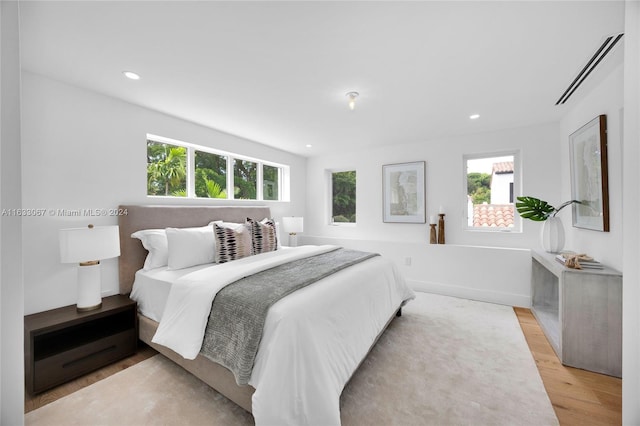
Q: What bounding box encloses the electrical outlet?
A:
[404,257,412,266]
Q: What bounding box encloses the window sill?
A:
[146,196,290,203]
[464,227,522,234]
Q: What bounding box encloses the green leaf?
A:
[515,196,555,221]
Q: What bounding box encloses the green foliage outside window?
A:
[234,159,257,199]
[147,141,187,196]
[332,171,356,223]
[263,165,279,201]
[467,172,491,204]
[195,151,227,198]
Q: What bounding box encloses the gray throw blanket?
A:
[200,247,379,385]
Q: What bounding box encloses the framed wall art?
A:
[569,115,610,232]
[382,161,426,223]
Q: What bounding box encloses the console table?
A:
[531,250,622,377]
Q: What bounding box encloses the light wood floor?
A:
[515,307,622,426]
[26,309,622,425]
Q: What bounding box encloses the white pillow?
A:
[131,229,169,271]
[165,225,216,270]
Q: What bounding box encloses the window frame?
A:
[462,150,521,233]
[327,169,357,226]
[147,134,289,202]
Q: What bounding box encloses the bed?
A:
[118,205,414,425]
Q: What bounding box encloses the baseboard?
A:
[408,279,531,308]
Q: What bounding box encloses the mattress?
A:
[130,264,214,322]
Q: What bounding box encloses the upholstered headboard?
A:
[118,204,271,295]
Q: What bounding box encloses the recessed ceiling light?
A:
[123,71,141,80]
[469,114,480,120]
[346,92,359,111]
[306,144,313,148]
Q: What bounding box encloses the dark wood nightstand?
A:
[24,294,138,394]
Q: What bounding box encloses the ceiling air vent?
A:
[555,33,624,105]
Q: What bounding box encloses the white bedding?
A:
[139,245,415,426]
[130,264,212,322]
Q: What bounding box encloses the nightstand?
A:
[24,294,138,394]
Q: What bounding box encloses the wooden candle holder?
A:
[429,224,437,244]
[437,213,445,244]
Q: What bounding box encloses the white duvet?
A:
[153,245,415,426]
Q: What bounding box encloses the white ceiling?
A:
[19,1,625,157]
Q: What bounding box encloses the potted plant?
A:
[515,196,580,253]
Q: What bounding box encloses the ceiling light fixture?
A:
[346,92,359,111]
[469,114,480,120]
[306,144,313,148]
[123,71,141,80]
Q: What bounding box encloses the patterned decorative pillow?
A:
[213,222,253,263]
[247,217,278,254]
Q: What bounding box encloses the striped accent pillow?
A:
[213,222,253,263]
[247,217,278,254]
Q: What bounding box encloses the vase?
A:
[541,216,565,253]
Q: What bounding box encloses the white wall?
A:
[304,236,532,307]
[622,0,640,423]
[559,63,624,271]
[1,1,24,424]
[305,122,561,306]
[21,72,307,315]
[490,172,513,204]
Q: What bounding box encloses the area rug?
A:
[26,293,558,426]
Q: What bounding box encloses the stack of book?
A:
[555,253,604,269]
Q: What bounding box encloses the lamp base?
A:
[288,233,298,247]
[77,302,102,312]
[77,263,103,312]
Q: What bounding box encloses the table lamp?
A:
[281,216,303,247]
[59,224,120,311]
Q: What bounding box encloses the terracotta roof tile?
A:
[472,204,515,228]
[492,161,514,174]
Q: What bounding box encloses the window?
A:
[464,151,520,231]
[263,165,280,201]
[146,135,287,201]
[147,141,187,197]
[234,159,257,200]
[195,150,227,198]
[331,170,356,224]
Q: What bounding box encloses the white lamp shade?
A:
[282,217,304,234]
[59,225,120,263]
